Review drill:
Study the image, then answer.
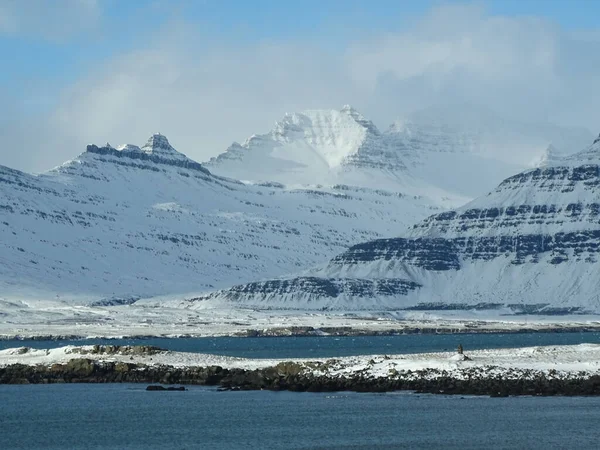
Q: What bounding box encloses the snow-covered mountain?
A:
[197,134,600,314]
[0,134,443,303]
[206,105,590,201]
[405,104,593,164]
[530,145,563,168]
[1,104,593,311]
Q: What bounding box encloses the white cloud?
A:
[348,6,558,86]
[1,3,599,172]
[15,34,360,172]
[348,4,591,126]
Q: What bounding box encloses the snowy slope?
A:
[207,106,467,206]
[207,106,381,182]
[207,106,590,202]
[0,134,444,303]
[199,134,600,313]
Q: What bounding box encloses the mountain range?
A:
[0,132,440,303]
[198,134,600,314]
[207,105,591,200]
[0,106,596,315]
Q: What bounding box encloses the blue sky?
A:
[1,0,599,171]
[2,0,598,110]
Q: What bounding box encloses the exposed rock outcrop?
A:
[2,360,600,397]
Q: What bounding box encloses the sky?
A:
[1,0,599,172]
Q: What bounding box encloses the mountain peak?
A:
[136,133,192,163]
[264,107,381,168]
[83,133,209,174]
[273,106,378,135]
[206,106,386,176]
[531,144,563,167]
[142,133,176,155]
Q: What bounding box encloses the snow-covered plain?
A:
[2,297,600,340]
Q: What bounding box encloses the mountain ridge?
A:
[196,133,600,313]
[206,106,588,201]
[0,133,440,303]
[1,109,596,312]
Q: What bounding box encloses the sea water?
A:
[1,331,599,358]
[1,384,599,449]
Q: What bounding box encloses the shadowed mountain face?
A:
[197,135,600,313]
[0,134,442,303]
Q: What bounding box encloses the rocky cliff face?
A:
[197,135,600,313]
[0,134,440,303]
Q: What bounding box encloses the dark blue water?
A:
[1,384,599,449]
[1,332,599,358]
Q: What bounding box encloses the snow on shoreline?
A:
[2,305,600,340]
[1,344,600,380]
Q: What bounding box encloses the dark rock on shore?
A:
[2,360,600,396]
[75,345,164,356]
[146,385,186,391]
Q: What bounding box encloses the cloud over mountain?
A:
[1,3,598,173]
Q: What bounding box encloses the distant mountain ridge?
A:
[86,134,209,173]
[0,107,594,309]
[207,106,590,201]
[197,133,600,313]
[0,134,440,303]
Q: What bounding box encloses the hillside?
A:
[0,134,439,303]
[198,134,600,314]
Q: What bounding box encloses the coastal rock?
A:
[65,358,95,377]
[146,385,186,391]
[1,356,600,396]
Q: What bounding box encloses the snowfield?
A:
[2,299,600,340]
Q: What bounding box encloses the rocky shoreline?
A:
[2,344,599,397]
[2,358,600,397]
